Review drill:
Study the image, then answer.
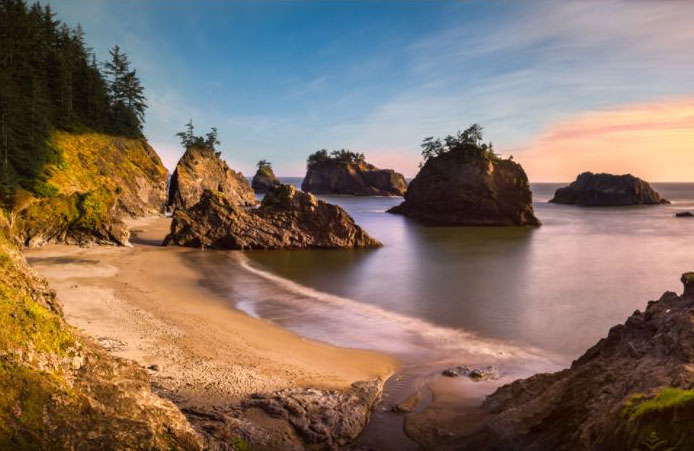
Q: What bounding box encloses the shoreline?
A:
[25,216,398,447]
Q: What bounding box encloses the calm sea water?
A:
[193,179,694,372]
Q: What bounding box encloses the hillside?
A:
[9,131,167,247]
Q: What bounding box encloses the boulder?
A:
[388,148,539,226]
[167,147,257,211]
[251,165,281,193]
[302,160,407,196]
[460,273,694,450]
[550,172,669,206]
[676,211,694,218]
[442,365,499,381]
[164,185,381,249]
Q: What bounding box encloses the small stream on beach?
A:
[184,180,694,449]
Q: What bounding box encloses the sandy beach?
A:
[25,217,397,417]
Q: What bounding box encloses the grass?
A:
[627,388,694,422]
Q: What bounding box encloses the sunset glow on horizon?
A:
[516,99,694,183]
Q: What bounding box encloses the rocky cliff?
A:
[164,184,381,249]
[251,165,281,193]
[9,131,168,247]
[550,172,669,206]
[167,147,257,211]
[388,149,539,226]
[0,213,202,450]
[302,161,407,196]
[459,273,694,450]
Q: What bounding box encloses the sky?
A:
[46,0,694,181]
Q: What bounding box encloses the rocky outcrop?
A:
[11,131,169,247]
[460,273,694,450]
[442,365,499,381]
[236,380,382,449]
[676,211,693,218]
[550,172,669,206]
[167,147,257,211]
[388,149,540,226]
[302,161,407,196]
[251,165,281,193]
[164,185,381,250]
[0,213,202,450]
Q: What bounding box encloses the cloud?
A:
[516,98,694,182]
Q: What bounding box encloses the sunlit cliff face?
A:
[518,99,694,182]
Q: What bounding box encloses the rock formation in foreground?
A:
[164,184,381,249]
[301,149,407,196]
[457,273,694,450]
[167,146,257,211]
[11,131,169,247]
[388,133,540,226]
[251,160,281,193]
[550,172,669,206]
[0,213,202,450]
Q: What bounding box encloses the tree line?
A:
[420,123,498,164]
[306,149,367,168]
[0,0,146,196]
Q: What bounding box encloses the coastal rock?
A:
[676,211,694,218]
[442,365,499,381]
[12,131,168,247]
[167,146,257,211]
[460,273,694,450]
[550,172,669,206]
[241,379,382,448]
[251,163,281,193]
[388,148,540,226]
[302,153,407,196]
[0,212,202,450]
[164,185,381,249]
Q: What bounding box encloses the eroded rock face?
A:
[460,273,694,450]
[251,166,281,193]
[164,185,381,249]
[167,147,257,211]
[388,151,540,226]
[302,161,407,196]
[550,172,669,206]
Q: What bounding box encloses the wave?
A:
[232,253,558,367]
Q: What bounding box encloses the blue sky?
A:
[47,0,694,180]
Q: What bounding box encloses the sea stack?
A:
[251,160,281,193]
[550,172,669,206]
[388,128,540,226]
[164,185,381,249]
[301,150,407,196]
[167,147,257,211]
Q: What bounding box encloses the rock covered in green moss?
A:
[167,147,257,211]
[0,213,202,450]
[460,272,694,450]
[10,131,169,247]
[164,185,381,249]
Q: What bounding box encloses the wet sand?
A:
[25,216,397,415]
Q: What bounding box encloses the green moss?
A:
[628,388,694,422]
[683,273,694,284]
[30,181,59,198]
[76,191,106,229]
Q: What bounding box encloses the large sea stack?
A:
[251,160,281,193]
[167,147,257,211]
[388,134,539,226]
[301,150,407,196]
[550,172,669,206]
[458,273,694,450]
[164,184,381,249]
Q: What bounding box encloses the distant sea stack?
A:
[461,272,694,450]
[167,146,257,211]
[388,125,540,226]
[164,185,381,250]
[301,150,407,196]
[550,172,669,206]
[251,160,281,193]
